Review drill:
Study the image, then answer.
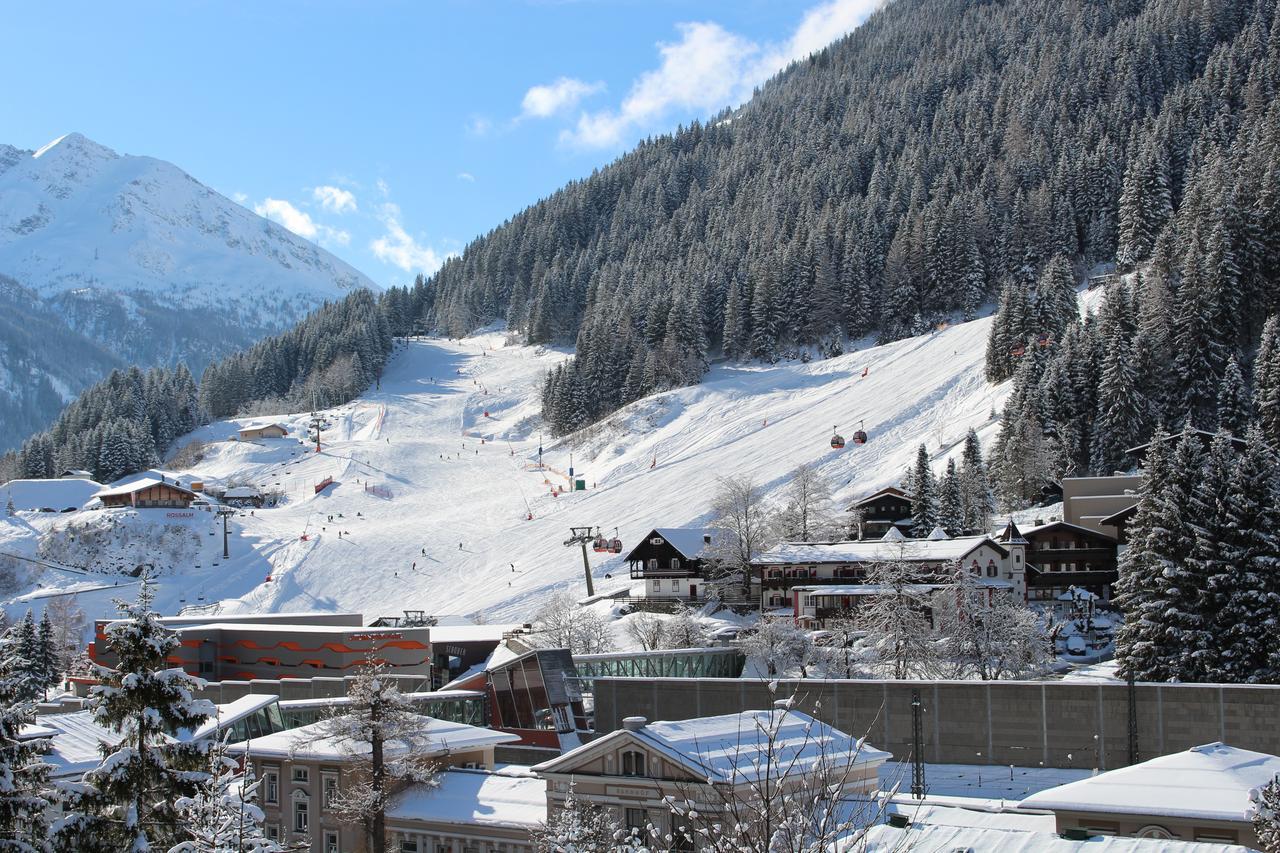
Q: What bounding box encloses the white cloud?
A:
[520,76,605,118]
[254,197,349,247]
[456,172,476,182]
[232,191,249,204]
[370,203,445,275]
[562,0,880,148]
[376,178,391,198]
[313,185,357,214]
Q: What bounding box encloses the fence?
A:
[591,676,1280,770]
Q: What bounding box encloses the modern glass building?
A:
[276,689,488,729]
[571,647,745,690]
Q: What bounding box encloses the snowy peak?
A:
[0,132,376,315]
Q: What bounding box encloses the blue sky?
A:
[2,0,877,288]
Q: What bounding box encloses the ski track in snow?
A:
[3,312,1012,626]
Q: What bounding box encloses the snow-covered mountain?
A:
[0,132,377,449]
[0,308,1019,629]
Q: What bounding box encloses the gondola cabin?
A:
[831,434,846,450]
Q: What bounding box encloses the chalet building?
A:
[222,485,264,507]
[238,422,290,441]
[1017,520,1119,603]
[228,715,532,852]
[59,469,94,479]
[624,528,713,602]
[533,709,890,846]
[1062,475,1141,536]
[753,525,1026,626]
[94,476,197,509]
[1125,429,1247,465]
[2,477,103,512]
[845,486,914,539]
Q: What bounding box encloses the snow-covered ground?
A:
[3,310,1014,628]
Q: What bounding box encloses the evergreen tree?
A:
[1180,432,1237,681]
[937,458,963,536]
[1117,138,1173,268]
[1,612,41,704]
[1255,315,1280,448]
[1091,334,1144,474]
[170,737,282,853]
[958,429,995,534]
[36,609,59,700]
[0,626,52,851]
[52,577,216,852]
[1114,427,1175,681]
[908,445,937,536]
[1216,354,1251,434]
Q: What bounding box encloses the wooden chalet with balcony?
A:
[94,476,198,510]
[623,528,714,604]
[845,486,914,539]
[1018,520,1119,603]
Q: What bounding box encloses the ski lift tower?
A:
[564,526,597,598]
[309,412,325,454]
[216,507,236,559]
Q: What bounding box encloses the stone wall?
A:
[591,677,1280,769]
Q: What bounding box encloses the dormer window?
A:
[622,750,646,777]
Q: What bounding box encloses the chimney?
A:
[622,716,647,731]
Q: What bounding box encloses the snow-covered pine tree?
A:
[958,429,995,534]
[1,612,41,704]
[1252,774,1280,853]
[1216,355,1251,434]
[1116,137,1173,268]
[51,576,216,853]
[1034,253,1079,339]
[0,626,53,851]
[1180,431,1238,681]
[36,609,59,700]
[1145,428,1209,681]
[1091,333,1144,475]
[1255,315,1280,448]
[908,444,937,536]
[1213,427,1280,683]
[170,735,283,853]
[937,458,963,536]
[1114,426,1174,682]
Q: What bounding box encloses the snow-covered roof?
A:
[1019,520,1115,541]
[227,714,519,761]
[22,710,122,779]
[277,690,485,710]
[862,823,1253,852]
[108,468,190,489]
[650,528,713,560]
[533,708,891,784]
[428,624,523,644]
[223,486,261,498]
[887,803,1055,833]
[95,476,197,499]
[183,693,279,742]
[1019,742,1280,822]
[2,477,104,510]
[239,422,289,432]
[386,768,546,828]
[754,535,1006,566]
[849,486,912,508]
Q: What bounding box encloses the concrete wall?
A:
[592,678,1280,770]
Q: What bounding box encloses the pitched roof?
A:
[998,518,1028,545]
[1019,742,1280,822]
[533,708,890,784]
[95,476,197,499]
[848,486,912,509]
[2,477,104,510]
[20,710,121,779]
[623,528,713,562]
[1019,520,1116,541]
[386,768,546,828]
[753,535,1007,566]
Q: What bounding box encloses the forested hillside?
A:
[401,0,1279,436]
[0,290,393,483]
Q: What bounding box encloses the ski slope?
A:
[2,312,1012,626]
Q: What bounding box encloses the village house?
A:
[1019,742,1280,848]
[1061,474,1141,536]
[93,475,198,509]
[2,476,103,512]
[753,524,1026,625]
[228,714,530,852]
[238,421,290,441]
[1017,520,1119,603]
[623,528,714,605]
[532,708,891,848]
[844,486,915,539]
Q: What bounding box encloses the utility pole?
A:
[564,527,597,597]
[217,507,235,559]
[911,689,926,799]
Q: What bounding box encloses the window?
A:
[324,831,340,853]
[292,766,309,784]
[986,563,997,577]
[293,798,308,833]
[322,774,338,809]
[264,771,279,804]
[265,824,279,841]
[670,557,681,571]
[626,808,649,840]
[647,558,658,571]
[400,840,419,853]
[622,750,646,777]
